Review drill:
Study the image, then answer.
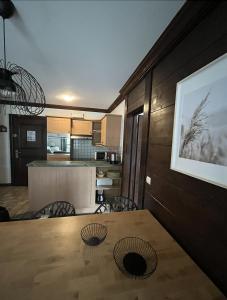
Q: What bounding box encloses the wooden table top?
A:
[0,210,224,300]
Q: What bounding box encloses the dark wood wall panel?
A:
[144,3,227,294]
[151,35,227,113]
[127,78,145,114]
[149,106,174,146]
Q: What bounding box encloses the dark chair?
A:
[0,206,10,222]
[94,196,137,214]
[110,196,137,212]
[32,201,76,219]
[94,203,108,214]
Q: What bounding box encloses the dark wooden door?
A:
[10,115,47,186]
[122,113,144,208]
[133,115,143,207]
[128,114,143,207]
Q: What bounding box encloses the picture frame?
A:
[170,53,227,189]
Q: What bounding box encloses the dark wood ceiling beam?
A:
[0,99,107,113]
[44,103,107,113]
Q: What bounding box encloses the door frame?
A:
[137,71,152,207]
[121,71,152,208]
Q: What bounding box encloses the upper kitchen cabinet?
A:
[92,121,101,145]
[47,117,71,134]
[71,119,92,136]
[101,115,122,147]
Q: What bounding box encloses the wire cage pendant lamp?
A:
[0,0,46,115]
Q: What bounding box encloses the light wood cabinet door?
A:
[101,115,121,147]
[47,117,71,134]
[101,117,107,145]
[71,120,92,135]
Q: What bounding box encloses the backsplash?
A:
[71,139,120,160]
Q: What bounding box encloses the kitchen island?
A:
[28,160,121,214]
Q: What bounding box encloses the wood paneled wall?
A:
[144,2,227,294]
[127,79,145,114]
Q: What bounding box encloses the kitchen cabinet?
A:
[47,117,71,134]
[92,121,101,145]
[71,120,92,135]
[101,115,122,147]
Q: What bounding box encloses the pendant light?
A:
[0,0,46,115]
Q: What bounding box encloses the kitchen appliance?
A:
[96,177,113,186]
[96,190,104,204]
[106,152,111,162]
[110,152,118,164]
[95,151,107,161]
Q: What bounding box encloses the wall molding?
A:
[107,94,124,113]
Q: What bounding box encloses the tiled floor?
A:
[0,186,29,217]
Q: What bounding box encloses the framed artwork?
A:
[171,53,227,189]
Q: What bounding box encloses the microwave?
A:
[94,151,107,160]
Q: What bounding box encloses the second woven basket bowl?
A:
[113,237,157,279]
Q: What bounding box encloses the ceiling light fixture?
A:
[62,95,75,102]
[56,93,80,102]
[0,0,46,115]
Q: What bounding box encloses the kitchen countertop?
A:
[0,210,223,299]
[27,160,121,167]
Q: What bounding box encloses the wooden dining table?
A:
[0,210,225,300]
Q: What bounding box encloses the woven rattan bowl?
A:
[81,223,107,246]
[113,237,157,279]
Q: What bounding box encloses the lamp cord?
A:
[3,18,6,69]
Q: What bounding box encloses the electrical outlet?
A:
[146,176,151,185]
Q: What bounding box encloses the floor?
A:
[0,186,98,217]
[0,186,29,217]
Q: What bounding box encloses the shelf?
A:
[96,185,121,190]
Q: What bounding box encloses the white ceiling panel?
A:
[0,0,184,108]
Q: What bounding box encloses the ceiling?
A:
[0,0,184,109]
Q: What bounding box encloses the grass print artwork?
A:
[179,76,227,166]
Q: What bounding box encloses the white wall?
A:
[0,106,105,184]
[0,111,11,184]
[110,100,125,160]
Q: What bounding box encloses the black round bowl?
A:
[81,223,107,246]
[113,237,157,279]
